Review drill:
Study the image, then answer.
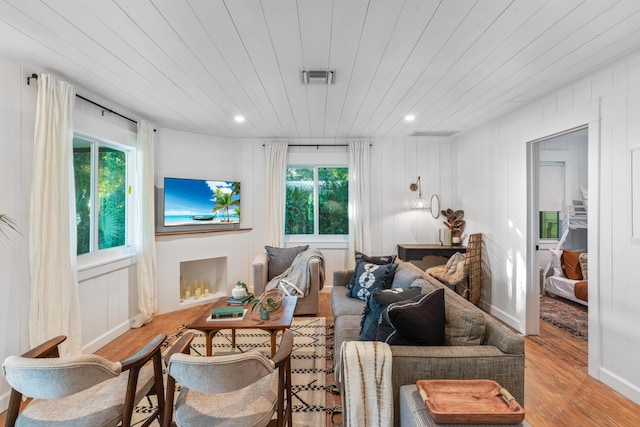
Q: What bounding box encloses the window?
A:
[285,166,348,236]
[540,211,559,239]
[73,134,128,255]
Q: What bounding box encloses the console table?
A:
[397,244,466,261]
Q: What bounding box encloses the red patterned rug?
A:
[540,295,588,340]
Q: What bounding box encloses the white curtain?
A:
[265,141,288,247]
[348,141,371,265]
[131,120,158,328]
[29,74,81,355]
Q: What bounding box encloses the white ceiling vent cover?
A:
[411,130,459,137]
[301,69,336,84]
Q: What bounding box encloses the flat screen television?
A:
[162,177,240,227]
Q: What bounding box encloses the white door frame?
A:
[523,100,601,378]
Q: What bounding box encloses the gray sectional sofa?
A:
[332,260,524,424]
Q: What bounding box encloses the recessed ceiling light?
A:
[405,115,415,121]
[234,115,245,123]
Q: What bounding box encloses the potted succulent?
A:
[441,208,465,245]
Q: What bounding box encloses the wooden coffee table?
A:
[187,295,297,357]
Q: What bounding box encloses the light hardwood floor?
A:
[2,292,640,426]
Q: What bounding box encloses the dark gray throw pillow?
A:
[349,261,398,301]
[376,288,445,346]
[265,245,309,280]
[359,287,421,341]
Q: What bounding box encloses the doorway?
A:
[533,128,588,340]
[524,103,601,378]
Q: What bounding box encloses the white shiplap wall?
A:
[153,133,455,313]
[455,49,640,405]
[0,57,34,414]
[0,60,139,413]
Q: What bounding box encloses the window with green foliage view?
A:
[73,135,127,255]
[285,167,348,235]
[540,211,559,239]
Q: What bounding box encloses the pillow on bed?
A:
[549,248,565,277]
[562,250,583,280]
[579,253,588,280]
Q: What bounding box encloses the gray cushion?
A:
[175,369,277,426]
[333,315,363,369]
[265,245,308,280]
[445,297,486,346]
[15,365,154,427]
[409,278,437,294]
[391,264,422,289]
[332,287,366,318]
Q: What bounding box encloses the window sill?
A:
[77,248,136,282]
[284,236,349,249]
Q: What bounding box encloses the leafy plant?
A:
[0,213,19,240]
[441,208,465,237]
[251,289,284,313]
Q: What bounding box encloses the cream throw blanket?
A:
[266,249,324,297]
[338,340,393,427]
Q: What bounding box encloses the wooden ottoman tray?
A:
[416,379,525,424]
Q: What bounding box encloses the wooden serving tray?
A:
[417,380,525,424]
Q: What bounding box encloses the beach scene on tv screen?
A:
[164,178,240,226]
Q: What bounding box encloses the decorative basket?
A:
[254,288,285,312]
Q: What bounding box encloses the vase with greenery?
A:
[441,208,465,245]
[251,288,285,320]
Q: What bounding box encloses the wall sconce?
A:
[409,176,440,218]
[410,176,429,209]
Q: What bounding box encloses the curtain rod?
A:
[76,94,157,132]
[262,143,371,147]
[75,94,137,126]
[28,73,155,131]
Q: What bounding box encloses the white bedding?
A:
[544,275,588,306]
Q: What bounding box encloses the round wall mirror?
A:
[430,194,440,219]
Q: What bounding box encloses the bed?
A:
[542,194,588,306]
[544,275,588,306]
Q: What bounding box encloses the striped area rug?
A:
[132,316,331,426]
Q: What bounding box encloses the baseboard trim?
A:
[81,320,130,354]
[480,300,524,333]
[0,391,9,416]
[599,367,640,406]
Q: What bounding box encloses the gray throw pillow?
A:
[265,245,309,280]
[391,264,421,289]
[444,298,486,346]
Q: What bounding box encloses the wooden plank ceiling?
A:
[1,0,639,139]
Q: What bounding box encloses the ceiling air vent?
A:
[301,69,336,85]
[410,130,459,137]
